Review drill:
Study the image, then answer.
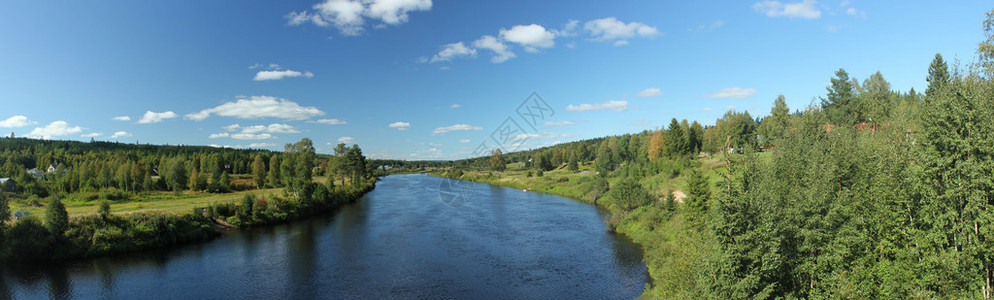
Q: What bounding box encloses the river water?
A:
[1,174,648,299]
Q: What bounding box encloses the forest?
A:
[435,10,994,299]
[0,137,375,262]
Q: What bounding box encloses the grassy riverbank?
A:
[0,178,377,263]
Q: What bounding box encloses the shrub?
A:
[45,197,69,236]
[99,200,111,219]
[607,178,651,212]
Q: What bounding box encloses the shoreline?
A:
[1,179,377,264]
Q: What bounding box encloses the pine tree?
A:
[925,53,950,99]
[822,68,861,126]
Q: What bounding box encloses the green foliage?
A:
[926,53,950,98]
[490,149,506,172]
[5,216,53,260]
[252,154,266,188]
[683,168,710,223]
[607,178,651,212]
[822,68,862,126]
[98,200,111,219]
[45,196,69,236]
[240,193,254,217]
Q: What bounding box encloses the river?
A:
[1,174,648,299]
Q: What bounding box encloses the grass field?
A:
[9,187,284,219]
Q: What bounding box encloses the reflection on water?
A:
[1,174,648,299]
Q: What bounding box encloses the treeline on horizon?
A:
[442,11,994,299]
[0,138,376,262]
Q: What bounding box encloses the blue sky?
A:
[0,1,989,160]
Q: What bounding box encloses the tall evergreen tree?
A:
[252,154,266,188]
[926,53,950,99]
[822,68,861,126]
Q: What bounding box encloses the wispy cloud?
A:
[689,20,724,32]
[544,121,576,126]
[111,116,131,121]
[429,42,476,63]
[701,87,758,99]
[584,17,659,45]
[431,124,482,135]
[338,136,355,144]
[310,118,347,125]
[109,131,132,139]
[753,0,821,19]
[635,88,663,97]
[389,121,411,130]
[565,100,628,112]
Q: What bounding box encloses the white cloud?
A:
[449,104,461,109]
[702,107,714,112]
[367,0,431,25]
[635,88,663,97]
[565,100,628,112]
[213,123,299,139]
[231,133,275,140]
[211,143,279,149]
[109,131,132,139]
[112,116,131,121]
[458,139,471,143]
[338,136,355,144]
[138,111,178,124]
[186,96,325,121]
[310,118,347,125]
[701,87,758,99]
[0,115,34,128]
[544,121,576,126]
[472,35,516,63]
[253,69,315,81]
[509,132,577,141]
[287,0,431,36]
[613,40,629,46]
[431,124,482,135]
[430,42,476,63]
[388,121,410,130]
[845,7,865,17]
[584,17,659,44]
[28,121,83,138]
[753,0,821,19]
[552,19,580,37]
[690,20,724,32]
[227,123,301,134]
[81,132,101,138]
[499,24,555,52]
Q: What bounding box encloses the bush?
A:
[99,200,111,219]
[5,216,53,260]
[45,197,69,236]
[607,178,651,212]
[101,188,127,201]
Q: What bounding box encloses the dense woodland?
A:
[438,11,994,299]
